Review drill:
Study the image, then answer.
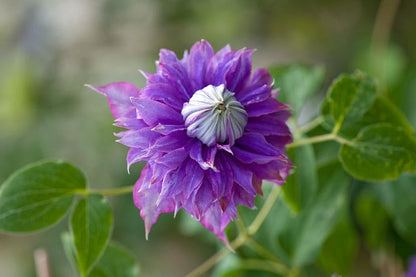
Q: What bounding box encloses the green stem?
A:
[246,238,286,265]
[185,186,284,277]
[75,185,135,197]
[247,186,281,235]
[185,234,247,277]
[238,259,289,275]
[287,133,336,149]
[299,116,323,134]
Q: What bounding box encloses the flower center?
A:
[181,84,248,147]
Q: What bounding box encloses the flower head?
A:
[88,40,292,243]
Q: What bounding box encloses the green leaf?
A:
[339,124,416,181]
[62,232,78,271]
[322,71,377,136]
[270,64,325,115]
[354,191,390,249]
[283,144,318,212]
[376,174,416,243]
[71,194,113,276]
[290,165,349,266]
[0,161,85,232]
[89,242,140,277]
[62,233,139,277]
[318,209,359,275]
[324,95,414,138]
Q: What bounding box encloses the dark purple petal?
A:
[245,98,288,118]
[186,40,214,90]
[266,134,293,149]
[189,141,218,170]
[245,112,291,136]
[225,49,253,93]
[228,156,256,195]
[183,159,204,199]
[251,158,292,185]
[233,133,280,164]
[241,68,273,93]
[237,84,273,105]
[131,98,183,126]
[207,154,233,197]
[87,82,139,119]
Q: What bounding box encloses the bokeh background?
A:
[1,0,416,276]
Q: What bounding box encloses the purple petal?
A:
[225,49,254,93]
[131,98,183,127]
[186,40,214,90]
[87,82,139,119]
[189,141,218,170]
[117,128,161,149]
[183,159,204,199]
[245,98,288,117]
[133,164,175,239]
[127,148,153,171]
[237,84,273,106]
[251,158,292,185]
[140,83,187,110]
[245,112,291,136]
[157,52,193,98]
[228,156,256,195]
[155,148,188,169]
[114,117,147,130]
[233,133,280,164]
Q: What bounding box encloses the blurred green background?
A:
[1,0,416,276]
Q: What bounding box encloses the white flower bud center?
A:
[181,84,248,146]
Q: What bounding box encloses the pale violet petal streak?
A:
[181,84,248,146]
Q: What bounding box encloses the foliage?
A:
[1,66,416,277]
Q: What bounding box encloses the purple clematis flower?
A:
[88,40,292,243]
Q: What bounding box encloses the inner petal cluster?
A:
[181,84,248,147]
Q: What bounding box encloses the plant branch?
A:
[247,186,281,235]
[287,133,336,149]
[75,185,135,197]
[185,235,247,277]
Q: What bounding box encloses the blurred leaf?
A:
[361,96,414,134]
[376,174,416,244]
[270,64,325,115]
[245,163,349,268]
[0,161,85,232]
[62,232,78,272]
[354,44,406,92]
[0,54,36,134]
[63,232,139,277]
[89,242,140,277]
[321,71,377,137]
[318,209,359,275]
[355,191,390,249]
[211,254,247,277]
[289,165,349,266]
[339,124,416,181]
[71,194,113,276]
[283,144,318,212]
